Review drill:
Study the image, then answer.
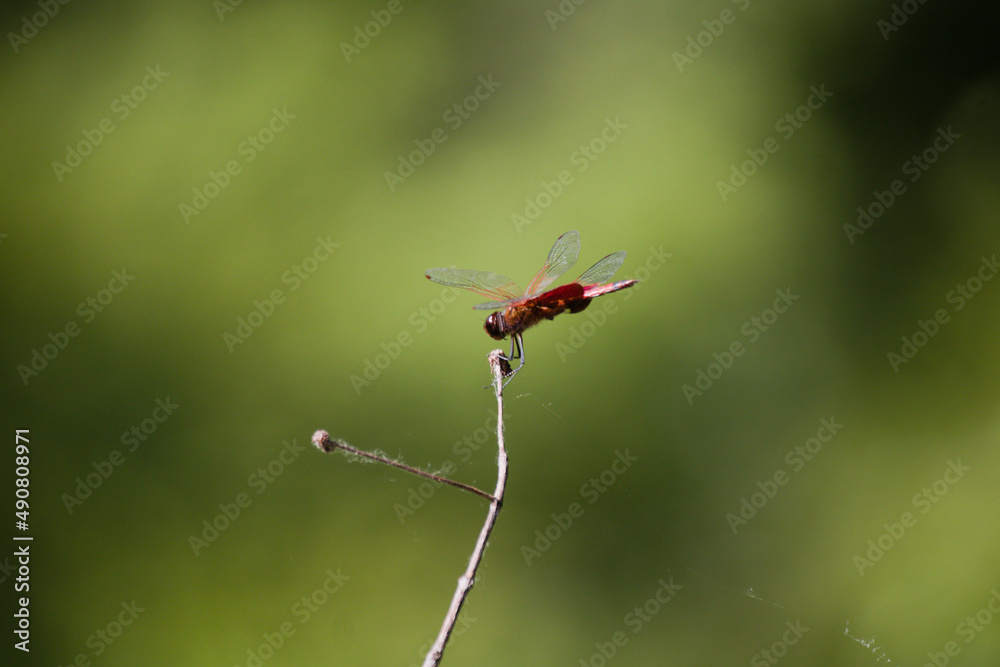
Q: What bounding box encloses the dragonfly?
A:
[426,231,636,385]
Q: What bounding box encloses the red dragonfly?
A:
[426,231,636,384]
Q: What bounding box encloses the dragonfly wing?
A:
[576,251,626,285]
[425,268,521,307]
[523,230,581,297]
[471,299,515,311]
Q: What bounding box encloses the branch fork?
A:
[312,349,510,666]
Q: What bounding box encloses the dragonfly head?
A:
[484,312,506,340]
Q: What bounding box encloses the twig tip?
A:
[312,430,342,453]
[487,349,510,380]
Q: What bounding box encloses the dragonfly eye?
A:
[484,312,506,340]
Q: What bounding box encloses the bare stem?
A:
[311,351,509,666]
[421,350,509,667]
[311,432,495,502]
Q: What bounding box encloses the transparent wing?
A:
[523,230,581,297]
[576,251,626,286]
[425,268,522,310]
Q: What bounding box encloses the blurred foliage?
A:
[2,0,999,665]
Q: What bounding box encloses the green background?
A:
[2,1,999,665]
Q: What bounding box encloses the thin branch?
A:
[311,432,495,502]
[311,350,510,666]
[422,350,509,667]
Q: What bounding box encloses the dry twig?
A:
[312,350,510,666]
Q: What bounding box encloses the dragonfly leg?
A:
[500,333,525,388]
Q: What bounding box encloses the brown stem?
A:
[421,350,509,667]
[311,349,510,666]
[311,431,495,502]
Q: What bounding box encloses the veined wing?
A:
[425,268,521,310]
[576,251,626,286]
[523,230,581,297]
